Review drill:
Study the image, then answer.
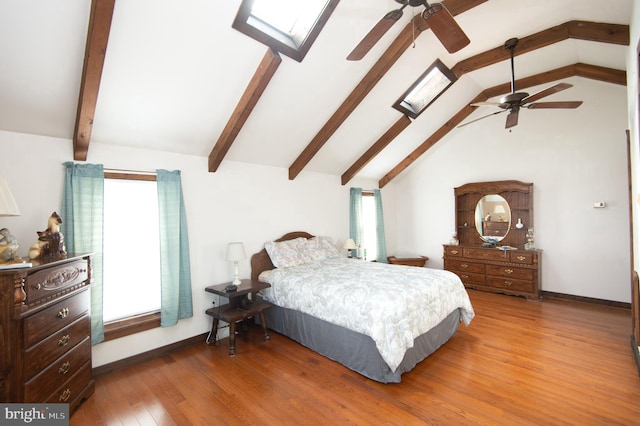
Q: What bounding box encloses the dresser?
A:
[0,254,93,412]
[444,245,541,299]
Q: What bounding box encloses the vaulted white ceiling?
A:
[0,0,632,184]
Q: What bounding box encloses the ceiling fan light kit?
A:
[460,37,583,129]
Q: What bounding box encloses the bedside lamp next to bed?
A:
[343,238,356,258]
[226,242,246,286]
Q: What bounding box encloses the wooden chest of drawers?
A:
[443,245,541,299]
[0,254,93,412]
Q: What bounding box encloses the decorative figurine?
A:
[0,228,19,261]
[29,211,66,259]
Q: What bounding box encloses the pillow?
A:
[264,237,310,268]
[305,236,341,261]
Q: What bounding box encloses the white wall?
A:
[0,130,378,366]
[385,76,631,303]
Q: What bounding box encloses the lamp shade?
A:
[493,204,506,214]
[226,242,246,262]
[343,238,356,250]
[0,175,19,216]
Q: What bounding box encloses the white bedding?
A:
[261,257,475,372]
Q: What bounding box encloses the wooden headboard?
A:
[250,231,314,281]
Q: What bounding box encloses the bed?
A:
[251,232,475,383]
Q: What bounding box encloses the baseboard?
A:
[92,332,208,378]
[541,291,631,310]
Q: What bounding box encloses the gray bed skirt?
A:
[256,297,462,383]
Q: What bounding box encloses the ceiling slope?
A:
[287,0,488,180]
[378,63,627,188]
[335,21,629,186]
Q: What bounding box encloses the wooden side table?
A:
[205,279,271,356]
[387,256,429,267]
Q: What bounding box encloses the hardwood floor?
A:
[71,290,640,425]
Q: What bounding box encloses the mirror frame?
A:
[454,180,533,248]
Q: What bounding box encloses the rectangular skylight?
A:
[233,0,338,62]
[392,59,458,119]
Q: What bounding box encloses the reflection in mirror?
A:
[475,194,510,242]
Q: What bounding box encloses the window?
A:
[361,192,377,262]
[392,59,457,119]
[102,172,161,339]
[232,0,339,62]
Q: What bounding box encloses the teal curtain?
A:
[349,187,363,247]
[373,189,388,263]
[60,162,105,345]
[156,169,193,327]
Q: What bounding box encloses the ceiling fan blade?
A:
[470,101,504,108]
[522,83,573,104]
[458,110,507,128]
[505,109,519,128]
[421,3,470,53]
[527,101,583,109]
[347,7,405,61]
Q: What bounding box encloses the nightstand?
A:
[387,256,429,267]
[205,279,271,356]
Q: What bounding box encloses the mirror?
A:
[475,194,511,242]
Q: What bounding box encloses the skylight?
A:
[233,0,339,62]
[392,59,457,119]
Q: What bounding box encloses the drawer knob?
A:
[59,389,71,402]
[461,275,469,279]
[59,361,71,375]
[461,264,469,269]
[504,269,514,274]
[505,281,513,286]
[451,250,459,255]
[517,256,526,261]
[57,308,70,319]
[58,334,71,347]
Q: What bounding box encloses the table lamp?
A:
[343,238,356,258]
[226,242,246,285]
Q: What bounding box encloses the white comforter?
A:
[261,257,475,372]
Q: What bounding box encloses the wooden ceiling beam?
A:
[73,0,115,161]
[451,21,629,78]
[288,0,488,180]
[341,115,411,185]
[208,48,282,172]
[378,63,626,188]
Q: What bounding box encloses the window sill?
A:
[103,311,161,342]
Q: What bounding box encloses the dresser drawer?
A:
[444,246,463,257]
[510,252,535,265]
[24,314,91,380]
[463,247,506,261]
[37,360,92,405]
[24,291,89,348]
[445,259,485,275]
[486,265,533,281]
[25,259,89,304]
[486,276,534,293]
[24,337,91,402]
[454,271,485,285]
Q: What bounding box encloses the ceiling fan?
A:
[459,38,583,129]
[347,0,470,61]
